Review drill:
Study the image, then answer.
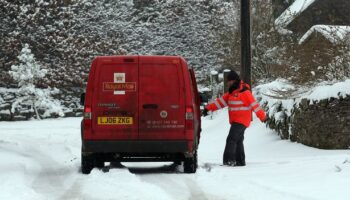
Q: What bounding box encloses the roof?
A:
[275,0,316,29]
[298,25,350,45]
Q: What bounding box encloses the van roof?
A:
[92,55,191,69]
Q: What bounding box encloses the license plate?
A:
[98,117,133,125]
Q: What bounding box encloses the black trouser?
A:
[223,123,246,165]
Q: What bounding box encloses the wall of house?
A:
[296,33,339,83]
[272,0,294,19]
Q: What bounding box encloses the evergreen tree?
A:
[9,44,64,119]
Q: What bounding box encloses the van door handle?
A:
[143,104,158,109]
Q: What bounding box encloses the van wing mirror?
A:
[199,93,207,104]
[80,93,85,106]
[199,93,204,104]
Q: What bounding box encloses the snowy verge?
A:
[255,78,350,121]
[253,78,350,145]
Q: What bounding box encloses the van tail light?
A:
[185,106,194,130]
[84,106,92,119]
[83,106,92,137]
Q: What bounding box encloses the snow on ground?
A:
[1,110,350,200]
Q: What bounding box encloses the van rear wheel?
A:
[184,151,197,173]
[94,154,105,169]
[81,153,94,174]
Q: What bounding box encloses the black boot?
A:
[235,161,246,166]
[223,161,236,166]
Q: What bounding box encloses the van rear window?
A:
[140,64,181,102]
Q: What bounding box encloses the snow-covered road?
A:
[1,110,350,200]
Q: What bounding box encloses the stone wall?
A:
[291,96,350,149]
[0,88,83,121]
[264,95,350,149]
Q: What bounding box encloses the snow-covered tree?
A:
[9,44,64,119]
[0,0,240,88]
[9,44,47,87]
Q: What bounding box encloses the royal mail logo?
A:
[114,73,125,82]
[114,73,126,95]
[115,76,124,82]
[103,82,136,91]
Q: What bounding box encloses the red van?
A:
[80,55,201,174]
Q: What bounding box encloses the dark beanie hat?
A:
[227,70,240,81]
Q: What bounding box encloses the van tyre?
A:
[184,151,197,173]
[94,155,105,169]
[81,153,94,174]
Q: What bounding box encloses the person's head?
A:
[226,70,240,87]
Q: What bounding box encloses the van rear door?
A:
[91,56,139,140]
[138,56,186,140]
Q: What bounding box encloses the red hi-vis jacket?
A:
[205,81,266,128]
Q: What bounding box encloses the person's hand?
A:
[202,108,209,116]
[262,115,269,123]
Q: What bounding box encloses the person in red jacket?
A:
[203,70,267,166]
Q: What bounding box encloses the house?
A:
[275,0,350,35]
[274,0,350,78]
[298,25,350,45]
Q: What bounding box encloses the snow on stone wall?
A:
[255,79,350,149]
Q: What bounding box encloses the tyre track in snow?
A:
[185,178,210,200]
[139,174,211,200]
[30,147,65,195]
[139,173,226,200]
[29,146,82,199]
[130,164,214,200]
[0,141,67,197]
[57,178,83,200]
